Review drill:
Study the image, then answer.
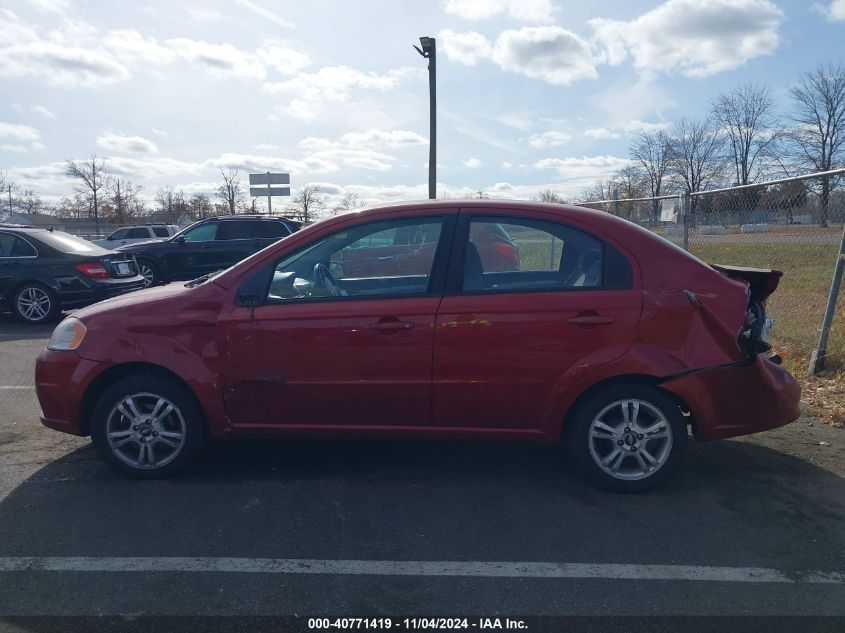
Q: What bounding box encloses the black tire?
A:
[12,282,60,324]
[137,259,160,287]
[566,383,687,493]
[90,372,206,479]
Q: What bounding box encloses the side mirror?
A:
[236,266,274,308]
[174,235,186,245]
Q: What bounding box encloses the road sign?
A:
[249,172,290,186]
[248,172,291,214]
[250,187,290,197]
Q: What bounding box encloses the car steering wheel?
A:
[312,263,347,297]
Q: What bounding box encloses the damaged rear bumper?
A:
[661,355,801,441]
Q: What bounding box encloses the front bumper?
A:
[662,355,801,441]
[35,349,106,436]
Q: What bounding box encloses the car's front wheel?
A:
[13,283,60,324]
[90,373,206,478]
[567,383,687,492]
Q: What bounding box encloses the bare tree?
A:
[156,187,188,224]
[333,192,361,215]
[579,178,615,203]
[667,117,727,213]
[109,179,142,225]
[188,193,213,219]
[0,172,16,220]
[217,168,242,215]
[288,184,324,223]
[630,130,671,222]
[55,192,89,220]
[711,84,780,186]
[787,63,845,226]
[66,155,108,233]
[14,189,46,215]
[532,189,566,204]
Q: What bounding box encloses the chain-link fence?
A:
[582,168,845,375]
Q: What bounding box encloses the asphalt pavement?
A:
[1,313,844,631]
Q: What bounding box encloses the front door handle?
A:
[370,318,415,332]
[568,313,615,326]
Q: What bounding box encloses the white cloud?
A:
[622,119,670,134]
[253,143,279,150]
[297,130,424,171]
[528,131,572,147]
[166,38,266,80]
[0,122,41,142]
[264,66,421,121]
[151,127,168,138]
[441,0,556,23]
[1,144,29,153]
[258,45,310,75]
[818,0,845,20]
[590,0,783,77]
[584,128,621,140]
[28,0,70,14]
[104,29,176,65]
[534,155,631,182]
[234,0,295,29]
[340,129,427,148]
[462,157,483,168]
[492,27,598,85]
[32,105,55,119]
[96,132,159,154]
[0,10,129,87]
[439,29,492,65]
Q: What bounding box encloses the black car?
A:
[0,225,145,324]
[119,215,301,286]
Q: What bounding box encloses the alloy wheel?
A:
[138,263,155,287]
[587,399,673,481]
[105,392,187,470]
[16,286,52,322]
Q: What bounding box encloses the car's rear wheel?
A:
[566,384,687,492]
[137,259,159,287]
[13,283,60,324]
[90,373,206,478]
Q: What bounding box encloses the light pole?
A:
[414,36,436,199]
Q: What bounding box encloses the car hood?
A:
[73,282,192,322]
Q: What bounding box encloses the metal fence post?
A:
[682,192,691,251]
[612,188,620,217]
[808,219,845,375]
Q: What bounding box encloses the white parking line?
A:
[0,386,34,390]
[0,557,842,584]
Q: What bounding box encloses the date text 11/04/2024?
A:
[307,618,528,630]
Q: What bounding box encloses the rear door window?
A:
[253,221,291,239]
[217,221,254,241]
[0,233,37,257]
[462,217,605,292]
[125,228,150,239]
[152,226,170,237]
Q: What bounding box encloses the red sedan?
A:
[35,201,800,491]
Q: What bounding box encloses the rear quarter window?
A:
[253,221,291,239]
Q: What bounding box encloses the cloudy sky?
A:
[1,0,844,210]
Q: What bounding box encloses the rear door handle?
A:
[567,314,615,326]
[370,319,415,332]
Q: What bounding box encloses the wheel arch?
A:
[559,373,694,441]
[79,361,206,437]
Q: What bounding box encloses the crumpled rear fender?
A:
[661,355,801,441]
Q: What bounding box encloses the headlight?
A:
[47,318,87,351]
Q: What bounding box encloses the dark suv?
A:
[0,225,144,323]
[119,216,301,286]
